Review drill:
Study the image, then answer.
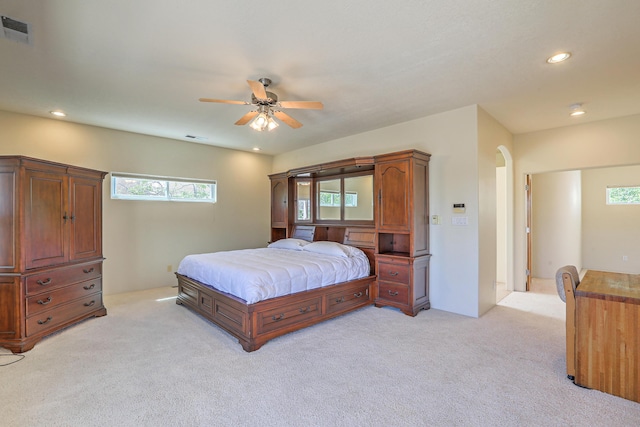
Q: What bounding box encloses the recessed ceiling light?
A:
[569,103,586,116]
[546,52,571,64]
[50,110,66,117]
[252,147,261,151]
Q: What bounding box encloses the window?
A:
[111,173,216,203]
[606,186,640,205]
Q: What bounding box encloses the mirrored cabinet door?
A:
[316,179,341,221]
[295,179,312,222]
[344,174,373,221]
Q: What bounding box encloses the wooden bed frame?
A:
[175,226,377,352]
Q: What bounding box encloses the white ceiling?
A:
[1,1,639,155]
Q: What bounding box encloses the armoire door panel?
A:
[70,177,102,260]
[25,171,69,269]
[0,170,16,270]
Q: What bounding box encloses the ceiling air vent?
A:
[1,15,32,45]
[185,135,208,141]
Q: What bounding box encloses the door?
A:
[270,177,288,228]
[376,160,410,231]
[69,176,102,261]
[25,170,69,269]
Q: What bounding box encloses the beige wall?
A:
[0,110,272,295]
[531,171,582,279]
[582,165,640,273]
[513,114,640,290]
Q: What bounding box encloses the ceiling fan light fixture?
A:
[249,111,269,131]
[201,77,322,131]
[267,116,279,131]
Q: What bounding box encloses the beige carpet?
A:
[1,280,639,426]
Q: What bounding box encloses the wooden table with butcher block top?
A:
[574,270,640,403]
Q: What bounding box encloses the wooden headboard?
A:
[291,225,376,275]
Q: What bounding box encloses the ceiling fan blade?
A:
[278,101,324,110]
[235,111,259,125]
[199,98,249,105]
[247,80,267,100]
[273,111,303,129]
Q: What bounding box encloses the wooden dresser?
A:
[0,156,107,353]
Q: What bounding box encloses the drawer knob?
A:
[83,283,96,290]
[354,292,363,298]
[84,300,96,307]
[272,313,285,321]
[37,297,52,305]
[388,290,399,296]
[388,271,398,276]
[37,316,53,325]
[299,306,310,313]
[37,278,52,286]
[83,267,95,274]
[335,296,345,304]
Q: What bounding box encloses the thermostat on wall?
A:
[453,203,465,213]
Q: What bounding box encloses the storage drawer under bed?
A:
[256,296,322,334]
[326,282,371,314]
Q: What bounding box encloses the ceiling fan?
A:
[199,78,323,131]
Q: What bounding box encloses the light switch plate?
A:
[451,216,468,226]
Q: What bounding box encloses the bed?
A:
[175,226,377,352]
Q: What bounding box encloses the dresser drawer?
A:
[26,293,103,336]
[257,297,321,334]
[377,281,409,305]
[326,283,371,314]
[26,278,102,316]
[26,262,102,295]
[377,262,410,284]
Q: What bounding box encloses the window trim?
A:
[110,172,217,203]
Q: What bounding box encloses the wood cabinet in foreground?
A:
[0,156,107,353]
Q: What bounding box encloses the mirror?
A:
[317,179,341,220]
[295,179,312,222]
[315,173,374,222]
[344,175,374,220]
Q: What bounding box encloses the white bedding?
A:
[177,245,370,304]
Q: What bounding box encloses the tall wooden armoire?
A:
[0,156,107,353]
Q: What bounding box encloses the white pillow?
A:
[302,241,352,258]
[267,238,310,251]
